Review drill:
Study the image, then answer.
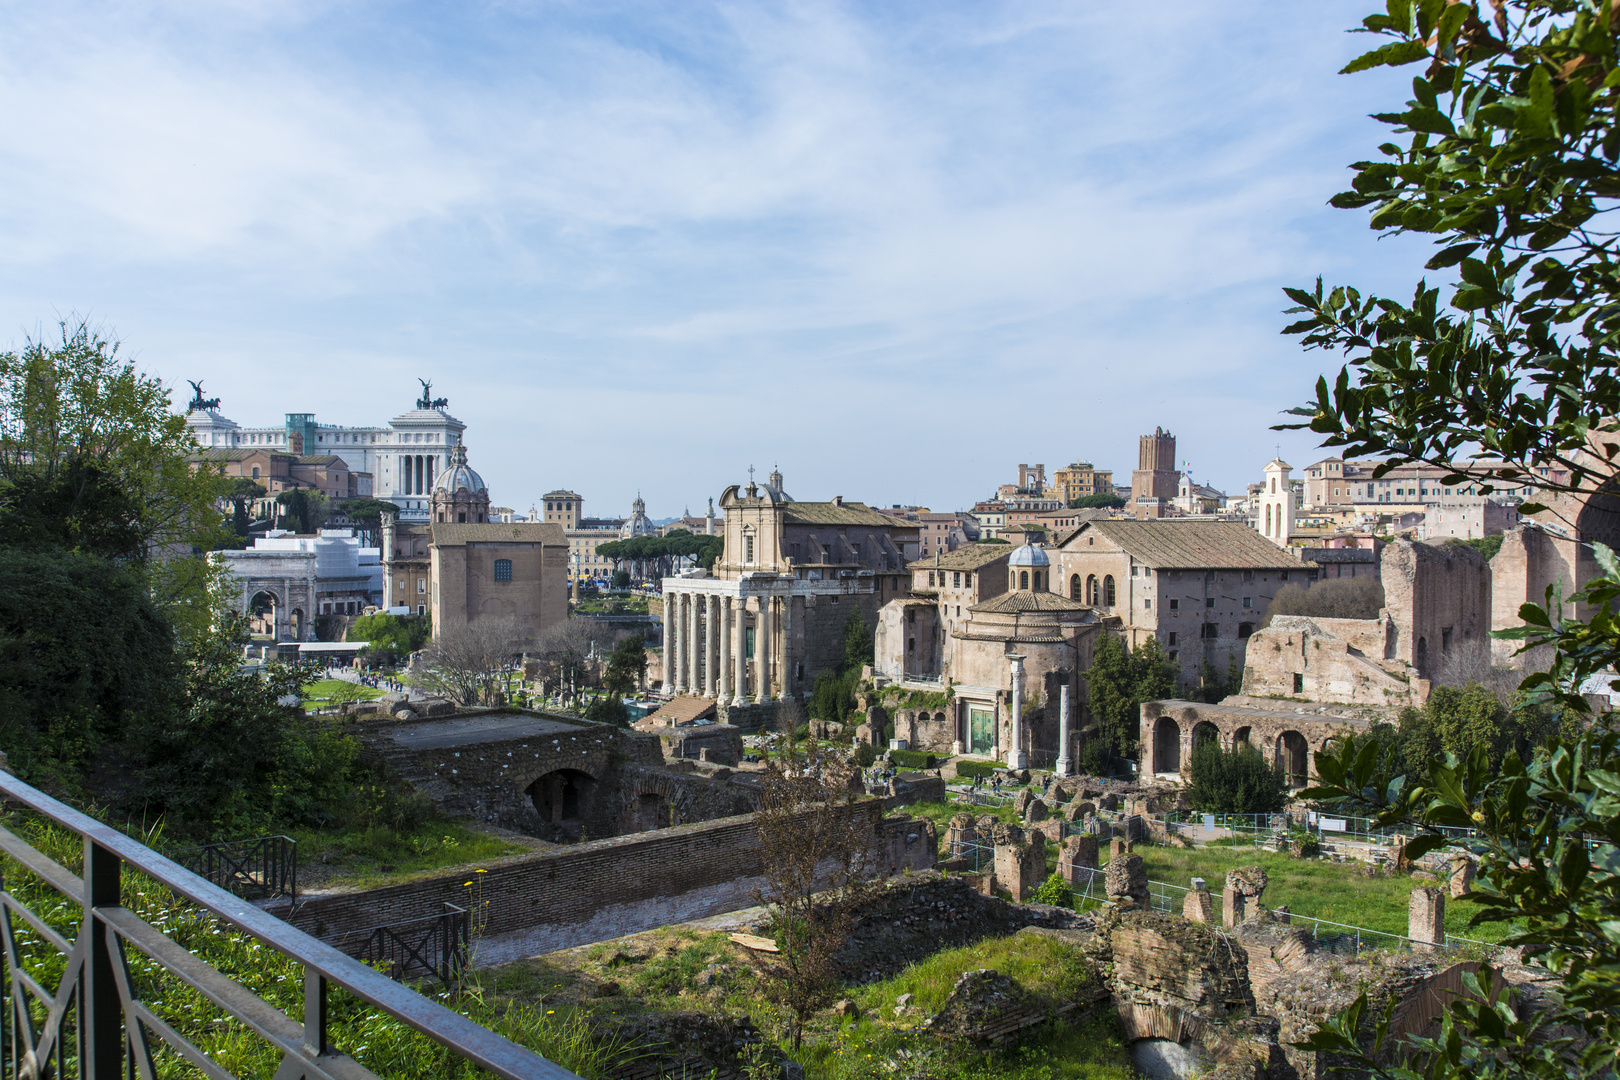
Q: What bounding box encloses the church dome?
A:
[1008,538,1050,568]
[434,443,486,494]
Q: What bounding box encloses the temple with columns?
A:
[659,469,919,703]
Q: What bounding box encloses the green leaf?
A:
[1401,833,1449,860]
[1529,65,1554,124]
[1517,502,1548,516]
[1426,243,1479,269]
[1593,542,1620,581]
[1341,39,1430,75]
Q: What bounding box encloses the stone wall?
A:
[1489,523,1580,667]
[1382,538,1491,682]
[1138,699,1371,782]
[291,802,935,964]
[1241,615,1420,708]
[890,707,955,753]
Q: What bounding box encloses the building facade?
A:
[1130,427,1181,519]
[1052,461,1114,504]
[184,384,467,521]
[214,528,384,641]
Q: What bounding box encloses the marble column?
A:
[732,596,748,706]
[705,595,721,697]
[778,595,794,699]
[1055,681,1072,777]
[754,595,772,701]
[670,592,686,695]
[1007,654,1028,769]
[686,590,701,695]
[717,597,733,702]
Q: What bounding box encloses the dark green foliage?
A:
[1084,634,1176,756]
[952,759,999,779]
[808,669,857,724]
[1076,737,1113,778]
[349,611,430,658]
[1372,681,1553,778]
[1184,741,1286,814]
[0,459,151,560]
[335,497,399,547]
[888,749,937,770]
[1067,494,1124,509]
[274,489,327,534]
[602,634,648,696]
[584,696,631,728]
[611,569,630,589]
[1032,871,1074,908]
[842,611,874,671]
[1453,534,1503,562]
[227,478,267,538]
[0,548,179,783]
[596,531,724,577]
[1261,578,1385,627]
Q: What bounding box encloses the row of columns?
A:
[664,591,788,704]
[402,454,436,496]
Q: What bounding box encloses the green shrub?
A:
[952,759,1000,780]
[855,743,879,768]
[584,696,630,727]
[1033,871,1073,908]
[889,749,937,770]
[1185,740,1287,814]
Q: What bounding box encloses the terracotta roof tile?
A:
[969,591,1092,615]
[429,522,567,546]
[1063,520,1306,570]
[906,544,1013,572]
[782,501,905,527]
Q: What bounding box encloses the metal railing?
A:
[0,770,578,1080]
[165,834,297,904]
[325,904,470,989]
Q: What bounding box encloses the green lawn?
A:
[1109,844,1512,944]
[301,678,385,703]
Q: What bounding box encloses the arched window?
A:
[1264,504,1272,535]
[250,466,259,480]
[1019,570,1029,590]
[1070,574,1081,600]
[1103,575,1116,606]
[494,559,512,581]
[1086,575,1098,605]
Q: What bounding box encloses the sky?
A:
[0,1,1442,518]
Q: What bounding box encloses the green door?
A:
[969,707,995,755]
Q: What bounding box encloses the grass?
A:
[301,678,385,703]
[0,813,633,1079]
[295,820,531,889]
[1111,843,1515,944]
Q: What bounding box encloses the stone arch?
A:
[1231,726,1252,750]
[1276,730,1309,787]
[618,771,690,832]
[1086,575,1098,605]
[527,767,598,828]
[1103,575,1116,606]
[290,607,305,641]
[1152,716,1182,776]
[247,589,280,637]
[1070,573,1081,600]
[1191,721,1219,750]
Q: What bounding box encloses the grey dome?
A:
[1008,540,1050,568]
[434,443,486,494]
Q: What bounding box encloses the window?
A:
[1131,565,1139,577]
[251,466,259,480]
[745,535,755,564]
[953,572,961,587]
[1293,672,1304,694]
[1070,574,1081,600]
[1242,570,1254,583]
[1242,597,1252,609]
[1167,632,1178,646]
[1442,626,1453,651]
[1103,575,1116,606]
[928,571,936,587]
[1086,575,1098,604]
[1280,570,1290,581]
[1239,622,1255,638]
[1201,622,1219,639]
[494,559,512,582]
[1169,598,1179,610]
[417,578,426,594]
[1020,570,1029,590]
[1205,597,1215,609]
[1144,599,1152,610]
[1169,650,1178,662]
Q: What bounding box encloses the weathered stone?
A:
[1013,788,1035,816]
[1449,856,1476,898]
[1105,854,1149,910]
[1409,886,1445,950]
[1024,798,1050,824]
[925,968,1049,1044]
[1063,800,1088,822]
[1225,866,1269,897]
[832,999,858,1019]
[1109,838,1132,859]
[1100,793,1119,811]
[945,813,979,858]
[1182,888,1215,924]
[993,828,1045,903]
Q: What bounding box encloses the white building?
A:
[213,528,384,641]
[182,382,467,522]
[1257,460,1295,548]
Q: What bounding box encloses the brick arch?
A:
[618,771,692,831]
[1139,700,1358,784]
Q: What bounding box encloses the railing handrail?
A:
[163,832,296,856]
[0,769,578,1080]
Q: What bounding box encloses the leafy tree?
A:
[336,498,400,548]
[841,611,874,672]
[584,695,631,727]
[0,320,228,562]
[1184,740,1287,814]
[0,548,180,786]
[611,569,630,589]
[274,488,329,534]
[807,670,856,724]
[1277,6,1620,1076]
[1084,634,1176,758]
[1454,534,1504,561]
[602,634,648,696]
[1067,493,1125,509]
[227,478,267,537]
[349,611,430,659]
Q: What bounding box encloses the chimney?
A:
[833,495,843,507]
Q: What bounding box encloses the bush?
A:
[855,743,878,768]
[1076,738,1115,778]
[952,759,1000,779]
[889,749,936,770]
[584,696,631,727]
[1184,740,1287,814]
[1033,871,1074,908]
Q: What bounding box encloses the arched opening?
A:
[1103,576,1116,606]
[527,768,597,836]
[1232,726,1252,749]
[1086,575,1098,605]
[1276,730,1309,787]
[1191,721,1219,749]
[289,608,304,640]
[1070,574,1081,600]
[1153,717,1182,775]
[247,591,278,637]
[1020,570,1029,590]
[1264,504,1272,536]
[1416,636,1428,674]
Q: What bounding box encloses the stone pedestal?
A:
[945,813,978,857]
[1105,853,1149,910]
[1409,886,1445,950]
[1222,866,1268,928]
[992,824,1044,902]
[1058,835,1099,886]
[1183,878,1215,923]
[1449,856,1476,898]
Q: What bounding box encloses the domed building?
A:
[431,443,490,524]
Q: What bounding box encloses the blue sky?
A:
[0,2,1437,518]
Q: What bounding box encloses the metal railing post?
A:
[83,837,123,1080]
[304,969,329,1058]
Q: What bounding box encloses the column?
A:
[1055,682,1073,777]
[706,595,721,697]
[777,595,794,699]
[686,591,701,694]
[1007,654,1028,769]
[717,598,733,702]
[670,593,686,695]
[753,595,772,701]
[732,595,748,706]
